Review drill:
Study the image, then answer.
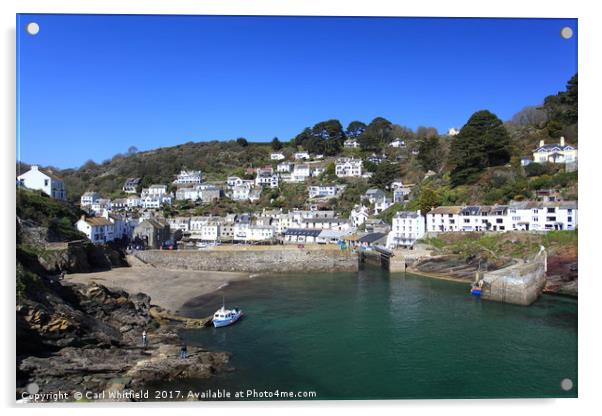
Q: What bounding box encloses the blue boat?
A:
[470,287,482,297]
[212,305,243,328]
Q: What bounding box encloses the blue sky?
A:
[17,15,577,169]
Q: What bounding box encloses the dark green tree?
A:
[292,120,345,156]
[417,136,443,172]
[369,161,399,189]
[236,137,249,147]
[359,117,393,151]
[345,121,367,139]
[271,137,283,150]
[449,110,511,186]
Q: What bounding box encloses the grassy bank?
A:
[420,230,577,260]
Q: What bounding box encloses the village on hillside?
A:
[16,132,578,253]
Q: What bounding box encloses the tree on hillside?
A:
[236,137,249,147]
[345,121,367,139]
[359,117,394,151]
[509,106,548,128]
[417,186,438,215]
[292,119,345,156]
[271,137,283,150]
[416,126,438,139]
[369,161,400,189]
[417,135,443,172]
[449,110,511,186]
[127,146,139,156]
[542,74,578,139]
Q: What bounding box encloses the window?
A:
[44,179,49,186]
[568,217,573,222]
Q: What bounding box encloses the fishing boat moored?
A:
[212,305,243,328]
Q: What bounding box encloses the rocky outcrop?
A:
[16,278,231,401]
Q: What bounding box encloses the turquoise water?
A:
[178,268,578,400]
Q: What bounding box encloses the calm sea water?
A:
[176,267,577,400]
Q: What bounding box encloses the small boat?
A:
[470,284,482,297]
[212,305,243,328]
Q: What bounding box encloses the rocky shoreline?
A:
[17,277,231,402]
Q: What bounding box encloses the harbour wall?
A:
[480,250,547,306]
[134,247,359,273]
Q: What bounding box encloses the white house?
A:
[290,164,311,182]
[308,184,345,199]
[532,137,577,164]
[426,206,462,232]
[277,162,293,173]
[350,205,370,227]
[388,210,426,248]
[374,196,393,214]
[335,158,363,178]
[173,169,203,185]
[447,128,460,136]
[111,198,127,210]
[344,139,360,149]
[255,172,279,188]
[508,201,577,231]
[75,216,114,244]
[141,185,168,198]
[231,185,251,201]
[294,152,310,160]
[127,195,142,208]
[389,138,405,148]
[426,202,578,233]
[199,223,221,242]
[175,187,201,201]
[167,216,191,233]
[80,191,100,207]
[227,176,244,188]
[122,178,141,194]
[17,165,66,200]
[301,217,350,231]
[270,152,286,161]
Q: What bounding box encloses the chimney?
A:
[31,165,39,171]
[539,140,545,148]
[80,215,86,221]
[560,136,565,146]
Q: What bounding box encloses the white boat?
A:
[212,305,243,328]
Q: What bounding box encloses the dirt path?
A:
[65,255,250,313]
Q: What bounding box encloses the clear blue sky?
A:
[17,15,577,169]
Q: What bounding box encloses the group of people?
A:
[141,330,188,359]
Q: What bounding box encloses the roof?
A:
[303,218,348,224]
[359,232,387,243]
[81,217,112,226]
[461,206,481,216]
[394,211,421,219]
[428,206,462,215]
[284,228,322,237]
[124,177,141,185]
[138,218,168,229]
[318,229,353,239]
[535,144,576,152]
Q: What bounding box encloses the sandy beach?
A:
[65,255,250,313]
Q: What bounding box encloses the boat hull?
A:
[213,312,243,328]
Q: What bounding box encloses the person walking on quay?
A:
[142,330,148,348]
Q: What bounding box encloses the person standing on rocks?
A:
[142,330,148,348]
[180,344,187,359]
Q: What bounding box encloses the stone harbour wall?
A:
[134,248,359,273]
[481,254,547,306]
